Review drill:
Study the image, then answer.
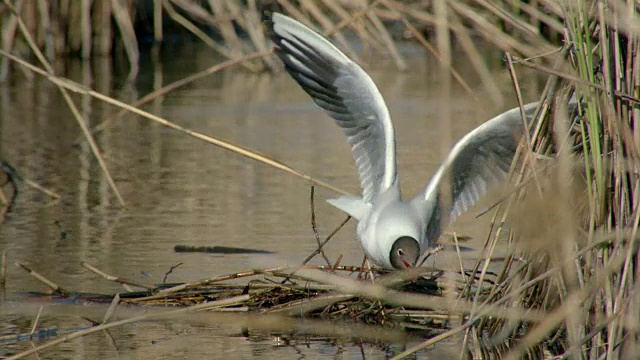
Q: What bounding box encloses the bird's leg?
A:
[356,255,368,280]
[364,258,376,282]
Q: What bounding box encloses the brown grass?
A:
[2,0,640,359]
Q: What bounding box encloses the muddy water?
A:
[0,41,545,358]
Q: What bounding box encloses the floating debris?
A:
[174,245,275,254]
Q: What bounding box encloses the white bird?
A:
[269,13,537,269]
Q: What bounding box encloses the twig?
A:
[302,216,351,266]
[16,262,66,294]
[512,55,640,104]
[102,294,120,323]
[310,186,332,266]
[5,294,251,360]
[452,233,467,284]
[22,179,59,199]
[82,262,153,290]
[163,262,183,284]
[506,52,534,151]
[505,51,542,195]
[281,215,352,284]
[81,317,101,326]
[128,267,289,302]
[417,244,444,267]
[29,306,44,336]
[332,254,343,269]
[314,264,374,273]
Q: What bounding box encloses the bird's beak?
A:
[401,259,411,269]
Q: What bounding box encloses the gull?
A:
[270,13,537,270]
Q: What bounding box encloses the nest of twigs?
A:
[20,261,483,337]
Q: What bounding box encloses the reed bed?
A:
[441,1,640,359]
[2,0,640,359]
[1,0,562,81]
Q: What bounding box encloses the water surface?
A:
[0,40,545,358]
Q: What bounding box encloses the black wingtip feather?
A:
[269,16,349,112]
[274,36,338,89]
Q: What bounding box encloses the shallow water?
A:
[0,40,545,358]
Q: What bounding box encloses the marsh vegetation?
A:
[1,0,639,359]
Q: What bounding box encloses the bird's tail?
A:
[327,196,370,221]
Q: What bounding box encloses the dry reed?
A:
[1,0,564,89]
[2,1,640,359]
[441,1,640,358]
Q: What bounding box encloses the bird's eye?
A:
[398,249,405,256]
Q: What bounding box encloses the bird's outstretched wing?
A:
[413,103,538,233]
[270,13,398,203]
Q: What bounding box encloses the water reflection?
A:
[0,40,545,358]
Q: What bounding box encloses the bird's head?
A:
[389,236,420,269]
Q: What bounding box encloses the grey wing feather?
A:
[417,98,581,229]
[270,13,398,202]
[447,113,524,220]
[415,103,538,227]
